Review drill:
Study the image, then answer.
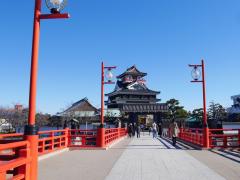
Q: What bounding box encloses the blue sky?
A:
[0,0,240,114]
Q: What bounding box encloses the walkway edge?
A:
[38,148,69,161]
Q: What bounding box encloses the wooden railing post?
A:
[51,132,54,151]
[209,131,212,148]
[18,144,31,180]
[65,128,70,147]
[223,136,227,148]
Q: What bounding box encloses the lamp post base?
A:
[97,128,106,148]
[203,127,210,149]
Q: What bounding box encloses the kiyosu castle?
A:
[105,65,168,125]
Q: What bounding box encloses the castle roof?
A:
[117,65,147,79]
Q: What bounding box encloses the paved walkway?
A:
[39,134,240,180]
[105,136,225,180]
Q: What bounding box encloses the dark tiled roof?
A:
[117,65,147,78]
[106,89,160,96]
[62,97,98,113]
[122,104,168,113]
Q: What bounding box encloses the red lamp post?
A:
[189,59,209,148]
[98,62,116,148]
[25,1,69,179]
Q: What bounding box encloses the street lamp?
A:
[189,59,209,148]
[45,0,67,14]
[25,1,69,179]
[98,62,116,148]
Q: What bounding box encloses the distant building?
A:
[58,98,99,123]
[227,95,240,114]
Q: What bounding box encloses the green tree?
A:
[208,101,227,128]
[166,99,188,119]
[191,108,203,121]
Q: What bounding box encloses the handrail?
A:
[0,140,31,180]
[0,127,127,179]
[0,133,23,139]
[0,141,29,151]
[176,128,240,148]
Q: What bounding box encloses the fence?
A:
[178,128,204,147]
[171,128,240,148]
[0,141,31,180]
[209,129,240,148]
[0,127,127,180]
[68,129,97,147]
[38,129,68,155]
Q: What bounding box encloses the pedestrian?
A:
[132,123,136,137]
[152,122,157,138]
[141,124,145,136]
[170,119,179,146]
[158,123,163,138]
[149,127,152,136]
[128,124,133,138]
[136,124,141,138]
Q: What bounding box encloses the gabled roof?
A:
[61,97,98,114]
[117,65,147,79]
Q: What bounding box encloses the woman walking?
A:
[170,120,179,146]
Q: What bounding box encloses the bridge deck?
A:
[39,134,240,180]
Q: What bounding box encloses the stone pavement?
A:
[39,133,240,180]
[105,136,226,180]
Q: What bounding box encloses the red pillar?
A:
[24,1,41,180]
[201,60,210,148]
[97,128,105,148]
[101,62,104,126]
[98,62,105,148]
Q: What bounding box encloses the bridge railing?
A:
[0,141,31,180]
[0,127,127,179]
[178,128,204,147]
[172,128,240,148]
[209,129,240,148]
[105,128,127,146]
[38,129,68,155]
[68,129,97,147]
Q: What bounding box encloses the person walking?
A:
[141,124,145,136]
[149,126,152,136]
[136,124,141,138]
[128,124,133,138]
[170,120,179,146]
[132,123,136,137]
[152,122,157,139]
[158,123,163,138]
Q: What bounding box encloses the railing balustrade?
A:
[171,128,240,148]
[0,127,127,179]
[0,141,31,180]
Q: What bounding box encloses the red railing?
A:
[178,128,204,147]
[68,129,97,148]
[105,128,127,146]
[0,141,31,180]
[209,129,240,148]
[0,127,127,179]
[38,129,68,155]
[172,128,240,148]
